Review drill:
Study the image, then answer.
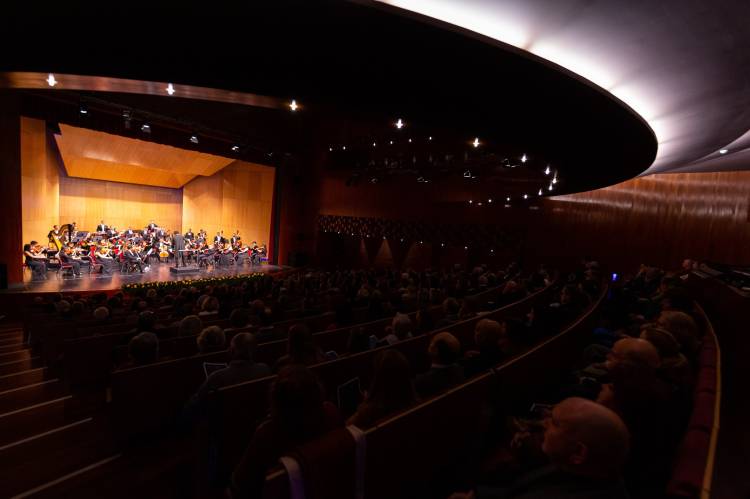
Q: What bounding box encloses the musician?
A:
[197,244,215,267]
[231,230,241,246]
[124,227,134,238]
[96,220,108,232]
[214,232,224,245]
[235,244,249,266]
[124,245,146,273]
[97,246,115,275]
[172,231,186,267]
[24,242,48,280]
[148,220,156,231]
[70,222,78,242]
[185,228,194,241]
[59,247,82,276]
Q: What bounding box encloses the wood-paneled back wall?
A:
[59,177,183,235]
[21,117,60,247]
[182,161,275,246]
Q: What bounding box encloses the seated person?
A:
[186,333,271,414]
[128,332,159,366]
[436,297,460,328]
[415,332,465,398]
[347,350,418,429]
[461,319,506,377]
[380,312,413,345]
[124,245,145,272]
[224,308,251,334]
[23,243,48,279]
[197,325,226,353]
[96,247,115,275]
[58,247,82,276]
[450,398,630,499]
[273,323,327,371]
[231,366,342,498]
[178,315,203,337]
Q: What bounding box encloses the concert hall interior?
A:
[0,1,748,498]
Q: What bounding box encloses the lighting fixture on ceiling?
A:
[469,199,473,204]
[190,135,199,144]
[408,138,412,143]
[389,140,394,145]
[552,176,558,184]
[548,184,553,191]
[342,146,346,150]
[329,147,333,152]
[538,189,543,196]
[506,196,510,202]
[290,99,298,111]
[523,194,528,199]
[488,198,492,203]
[166,83,175,95]
[46,74,58,87]
[463,170,472,178]
[231,145,240,152]
[79,104,88,115]
[395,118,405,129]
[472,137,480,148]
[122,110,132,129]
[372,142,376,147]
[719,149,729,154]
[544,165,551,175]
[521,154,527,163]
[477,202,483,206]
[141,123,151,133]
[428,136,432,141]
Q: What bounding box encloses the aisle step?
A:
[0,395,72,446]
[0,357,42,376]
[0,343,27,354]
[0,367,47,392]
[0,379,65,414]
[0,349,32,363]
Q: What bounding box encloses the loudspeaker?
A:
[0,263,7,289]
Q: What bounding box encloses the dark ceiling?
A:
[0,0,657,195]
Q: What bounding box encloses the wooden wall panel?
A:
[182,160,275,245]
[59,176,182,234]
[0,95,23,286]
[21,117,60,246]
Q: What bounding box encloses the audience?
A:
[381,312,413,345]
[128,332,159,366]
[461,319,506,378]
[230,366,342,498]
[179,315,203,337]
[348,350,418,429]
[415,332,465,398]
[197,326,226,353]
[274,323,326,371]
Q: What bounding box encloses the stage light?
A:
[79,105,88,115]
[472,137,480,148]
[389,140,394,145]
[521,154,527,163]
[477,202,483,206]
[329,147,333,152]
[46,73,57,87]
[469,199,473,204]
[441,242,445,247]
[719,149,729,154]
[544,165,551,175]
[166,83,175,96]
[231,145,240,152]
[342,146,346,150]
[290,99,298,111]
[141,123,151,133]
[548,184,553,191]
[419,241,423,244]
[396,118,404,129]
[190,135,199,144]
[464,246,468,250]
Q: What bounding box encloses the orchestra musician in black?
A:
[124,245,146,273]
[172,231,186,267]
[185,228,194,241]
[24,242,48,280]
[214,232,224,245]
[96,220,108,232]
[59,247,82,277]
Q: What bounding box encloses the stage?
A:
[7,262,290,294]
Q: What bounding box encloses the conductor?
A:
[172,231,186,267]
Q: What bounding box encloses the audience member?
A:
[128,332,159,366]
[274,323,326,371]
[179,315,203,337]
[197,325,226,353]
[381,312,413,345]
[461,319,506,378]
[415,332,465,398]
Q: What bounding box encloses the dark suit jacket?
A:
[415,363,465,398]
[172,234,185,251]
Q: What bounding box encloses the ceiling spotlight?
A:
[395,118,404,129]
[472,137,480,148]
[506,196,510,202]
[166,83,175,96]
[372,142,376,147]
[329,147,333,152]
[190,135,199,144]
[400,238,404,242]
[488,198,493,203]
[552,176,558,184]
[544,165,551,175]
[548,184,553,191]
[419,241,423,244]
[231,145,240,152]
[46,73,58,87]
[464,246,468,250]
[428,136,433,141]
[342,146,346,150]
[521,154,527,163]
[389,140,394,145]
[141,123,151,133]
[523,194,528,199]
[469,199,473,204]
[719,149,729,154]
[463,170,472,178]
[477,202,483,206]
[79,104,88,115]
[290,99,298,111]
[538,189,543,196]
[408,138,412,143]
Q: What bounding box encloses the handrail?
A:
[695,302,721,499]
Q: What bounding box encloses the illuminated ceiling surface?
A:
[379,0,750,175]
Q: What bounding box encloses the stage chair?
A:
[57,262,75,279]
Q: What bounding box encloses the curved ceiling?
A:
[377,0,750,175]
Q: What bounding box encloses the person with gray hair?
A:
[93,306,110,321]
[197,325,226,353]
[382,312,413,345]
[449,398,630,499]
[128,332,159,366]
[179,315,203,337]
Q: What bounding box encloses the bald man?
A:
[450,398,630,499]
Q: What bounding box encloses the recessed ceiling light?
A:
[719,149,729,154]
[231,145,240,152]
[141,123,151,133]
[372,142,376,147]
[46,73,58,87]
[538,189,542,196]
[472,137,480,148]
[506,196,510,201]
[428,136,433,141]
[396,118,404,129]
[166,83,175,96]
[488,198,493,203]
[523,194,528,199]
[544,166,551,175]
[521,154,527,163]
[290,99,298,111]
[79,105,88,115]
[190,135,199,144]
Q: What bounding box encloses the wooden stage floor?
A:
[6,262,289,294]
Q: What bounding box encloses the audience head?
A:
[197,325,226,353]
[230,332,258,362]
[202,296,220,313]
[287,323,317,363]
[442,297,460,316]
[474,319,503,352]
[542,397,630,479]
[229,308,250,329]
[606,337,661,379]
[428,332,461,365]
[270,365,326,440]
[391,313,412,340]
[136,311,157,332]
[367,349,417,413]
[639,326,681,359]
[128,332,159,365]
[657,310,700,355]
[179,315,203,337]
[347,327,371,354]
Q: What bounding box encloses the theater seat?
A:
[687,391,716,432]
[693,367,717,394]
[666,428,711,498]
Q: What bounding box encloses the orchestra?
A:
[24,221,268,280]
